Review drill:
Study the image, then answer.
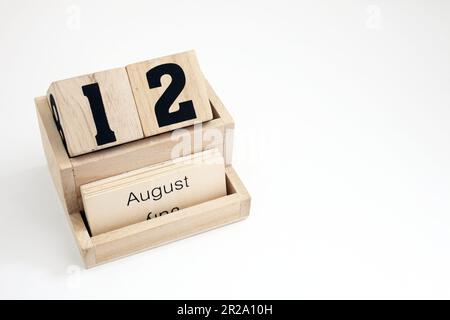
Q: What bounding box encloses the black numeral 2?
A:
[82,83,117,146]
[146,63,197,127]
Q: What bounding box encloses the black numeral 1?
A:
[82,83,116,146]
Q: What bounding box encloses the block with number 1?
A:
[47,68,144,157]
[126,50,213,137]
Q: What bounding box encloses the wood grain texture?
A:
[47,67,144,157]
[127,50,213,137]
[70,118,226,208]
[35,97,78,213]
[69,80,232,207]
[36,79,249,269]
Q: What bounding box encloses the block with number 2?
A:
[127,50,213,137]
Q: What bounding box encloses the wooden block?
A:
[126,50,213,137]
[205,80,235,166]
[69,213,95,267]
[47,67,144,157]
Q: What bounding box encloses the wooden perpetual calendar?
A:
[35,51,251,268]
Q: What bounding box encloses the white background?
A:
[1,0,450,299]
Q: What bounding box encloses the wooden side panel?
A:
[35,97,79,213]
[89,166,249,266]
[69,213,95,268]
[205,80,234,126]
[47,68,144,157]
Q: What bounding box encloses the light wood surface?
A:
[47,67,144,157]
[205,80,235,165]
[69,80,233,208]
[81,149,227,236]
[35,96,78,214]
[70,118,226,208]
[127,50,213,137]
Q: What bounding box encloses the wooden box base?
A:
[35,80,250,268]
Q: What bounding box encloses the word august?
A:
[127,176,190,206]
